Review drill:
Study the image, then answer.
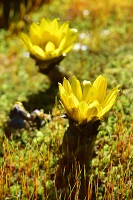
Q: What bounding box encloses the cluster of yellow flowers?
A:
[59,75,119,125]
[21,18,118,125]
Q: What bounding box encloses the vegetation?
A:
[0,0,133,199]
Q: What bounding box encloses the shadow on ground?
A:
[23,84,59,114]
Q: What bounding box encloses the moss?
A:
[1,0,133,199]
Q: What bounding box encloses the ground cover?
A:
[0,0,133,199]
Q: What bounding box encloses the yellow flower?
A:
[58,75,119,124]
[21,18,78,61]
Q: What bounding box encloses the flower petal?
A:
[71,76,82,101]
[69,108,81,122]
[59,29,78,53]
[59,21,69,34]
[93,75,107,103]
[78,101,88,114]
[50,18,59,34]
[45,41,55,52]
[82,80,92,101]
[99,86,119,118]
[21,33,33,51]
[40,18,50,31]
[29,23,42,45]
[62,77,73,95]
[102,86,119,108]
[32,45,46,59]
[58,82,66,97]
[69,93,79,108]
[86,100,100,122]
[84,85,97,103]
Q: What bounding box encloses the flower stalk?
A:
[62,118,101,170]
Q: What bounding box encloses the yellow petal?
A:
[50,18,59,34]
[59,21,69,34]
[59,83,72,109]
[45,41,55,52]
[76,101,89,123]
[59,29,78,52]
[86,100,100,121]
[29,23,41,45]
[58,37,66,49]
[102,86,119,108]
[98,77,107,103]
[58,21,69,42]
[53,48,61,57]
[21,33,33,51]
[78,101,89,116]
[86,107,98,122]
[32,45,45,59]
[65,29,78,44]
[63,45,73,54]
[69,108,82,122]
[58,82,66,97]
[40,18,55,47]
[69,93,79,108]
[84,85,96,103]
[40,31,51,46]
[60,93,70,113]
[59,83,79,113]
[99,86,119,118]
[58,84,73,115]
[62,77,73,95]
[93,75,107,103]
[71,76,82,101]
[40,18,50,31]
[67,28,78,39]
[82,80,92,101]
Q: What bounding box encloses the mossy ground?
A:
[0,0,133,199]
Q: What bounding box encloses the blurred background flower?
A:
[21,18,78,67]
[59,75,119,125]
[21,17,78,84]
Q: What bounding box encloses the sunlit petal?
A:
[71,76,82,101]
[93,75,107,103]
[62,77,73,95]
[21,33,33,52]
[69,108,82,122]
[40,18,50,32]
[29,23,41,45]
[32,45,45,59]
[78,101,89,122]
[69,93,79,108]
[50,18,59,33]
[102,86,119,108]
[82,80,92,101]
[99,86,119,118]
[84,86,96,103]
[78,101,88,114]
[45,41,55,52]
